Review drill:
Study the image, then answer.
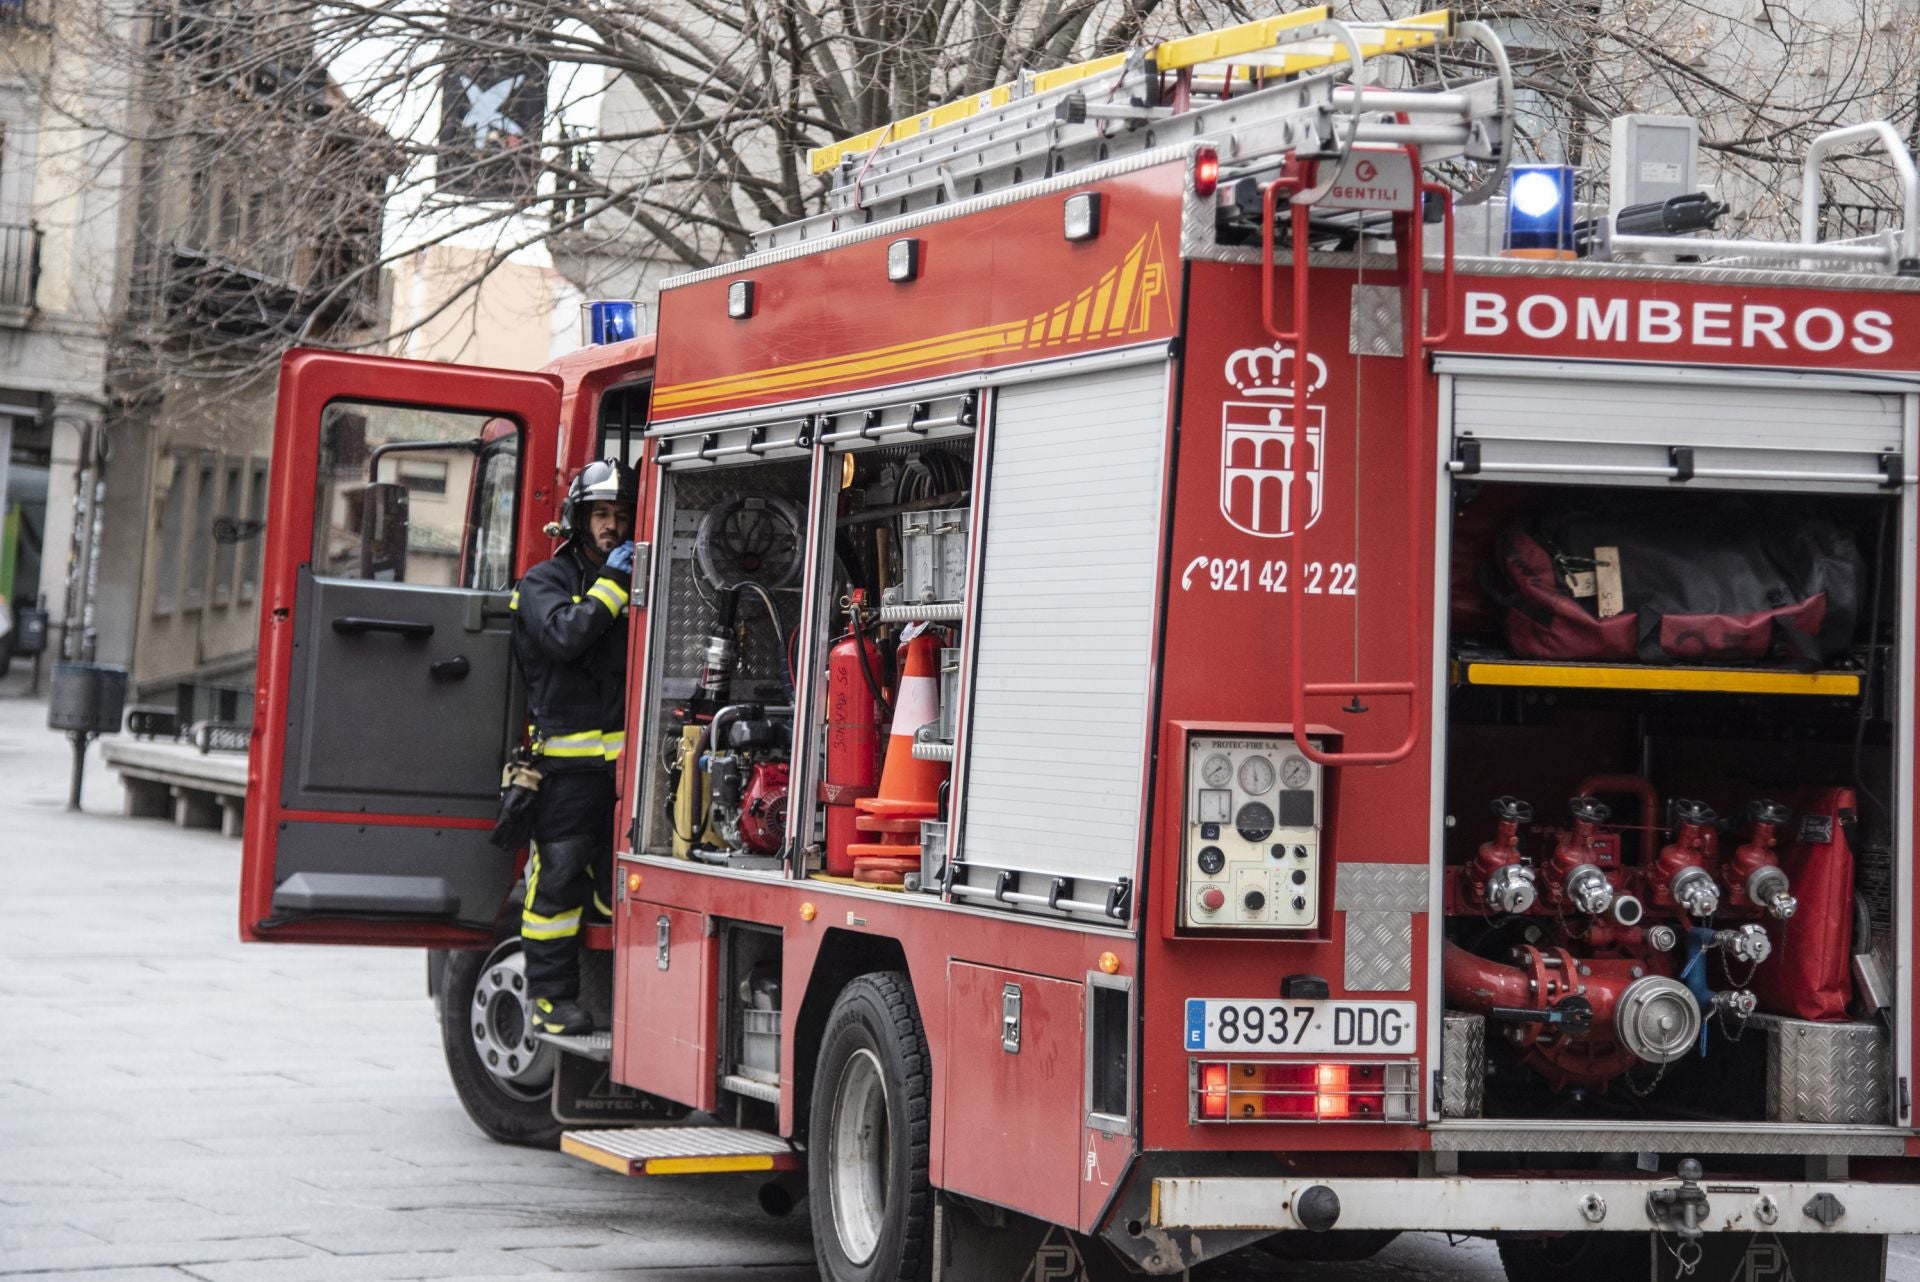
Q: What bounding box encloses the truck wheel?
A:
[808,972,931,1282]
[438,934,563,1148]
[1497,1233,1651,1282]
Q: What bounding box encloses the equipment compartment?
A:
[637,458,810,869]
[807,427,976,890]
[1438,481,1900,1127]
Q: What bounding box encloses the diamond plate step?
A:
[561,1125,800,1176]
[535,1030,612,1061]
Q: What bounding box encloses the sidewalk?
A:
[0,682,821,1282]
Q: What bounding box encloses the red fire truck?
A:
[242,7,1920,1279]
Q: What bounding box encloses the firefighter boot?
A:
[533,997,593,1036]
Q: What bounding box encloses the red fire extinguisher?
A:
[823,619,886,877]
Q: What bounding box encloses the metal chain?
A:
[1623,1056,1668,1099]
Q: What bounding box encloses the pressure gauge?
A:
[1236,801,1276,843]
[1280,755,1312,789]
[1238,756,1276,795]
[1200,753,1233,788]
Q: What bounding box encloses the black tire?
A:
[808,972,932,1282]
[1497,1233,1651,1282]
[438,935,564,1148]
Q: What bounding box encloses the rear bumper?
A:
[1149,1175,1920,1235]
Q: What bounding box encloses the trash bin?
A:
[49,662,130,735]
[14,607,48,656]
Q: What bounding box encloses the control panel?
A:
[1182,734,1322,929]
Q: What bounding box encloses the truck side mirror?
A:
[359,481,411,581]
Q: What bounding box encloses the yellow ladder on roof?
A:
[808,6,1455,176]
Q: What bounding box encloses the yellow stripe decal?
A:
[562,1135,637,1175]
[1463,662,1861,697]
[657,229,1170,414]
[642,1155,778,1176]
[657,319,1029,411]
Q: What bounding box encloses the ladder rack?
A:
[757,6,1513,252]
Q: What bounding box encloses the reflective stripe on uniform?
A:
[521,906,583,940]
[509,590,520,610]
[586,577,628,616]
[537,729,625,760]
[541,730,609,758]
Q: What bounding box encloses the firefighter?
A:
[510,458,637,1036]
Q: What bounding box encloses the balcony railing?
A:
[0,222,42,320]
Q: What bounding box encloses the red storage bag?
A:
[1491,504,1859,666]
[1750,788,1855,1021]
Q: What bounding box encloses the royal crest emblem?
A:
[1220,342,1328,538]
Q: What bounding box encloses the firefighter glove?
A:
[603,540,637,578]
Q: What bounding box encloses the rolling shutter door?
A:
[956,362,1170,908]
[1442,358,1910,491]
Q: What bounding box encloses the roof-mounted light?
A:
[887,238,921,283]
[1192,147,1220,199]
[727,279,756,320]
[1505,164,1577,260]
[1063,191,1102,243]
[581,300,641,346]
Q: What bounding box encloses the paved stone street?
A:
[2,671,1915,1282]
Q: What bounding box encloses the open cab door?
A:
[241,352,562,946]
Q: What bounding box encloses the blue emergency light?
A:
[583,300,641,345]
[1504,165,1577,255]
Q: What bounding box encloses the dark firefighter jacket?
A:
[510,544,630,770]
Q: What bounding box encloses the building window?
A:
[184,453,216,610]
[239,459,267,602]
[152,452,191,616]
[212,459,240,605]
[218,185,242,251]
[396,458,449,494]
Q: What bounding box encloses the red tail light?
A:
[1192,1059,1416,1122]
[1315,1064,1351,1119]
[1199,1063,1229,1118]
[1192,147,1220,198]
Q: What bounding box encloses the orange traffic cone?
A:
[847,631,947,884]
[858,632,948,819]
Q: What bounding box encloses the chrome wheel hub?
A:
[469,943,556,1097]
[827,1047,890,1265]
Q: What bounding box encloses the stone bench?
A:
[101,739,249,837]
